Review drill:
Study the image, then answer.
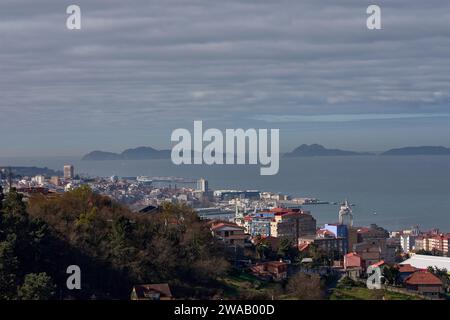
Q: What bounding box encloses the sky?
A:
[1,0,450,157]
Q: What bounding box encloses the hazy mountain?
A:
[284,144,373,157]
[84,144,450,160]
[82,147,171,160]
[121,147,171,160]
[82,151,123,160]
[382,146,450,156]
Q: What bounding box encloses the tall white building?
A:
[197,178,208,192]
[33,175,46,185]
[64,165,74,179]
[338,200,354,227]
[400,234,416,253]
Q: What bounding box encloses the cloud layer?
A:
[1,0,450,155]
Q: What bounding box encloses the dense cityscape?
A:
[1,164,449,300]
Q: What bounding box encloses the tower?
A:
[197,178,208,193]
[339,199,354,227]
[64,165,74,179]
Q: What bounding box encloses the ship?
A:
[136,176,153,185]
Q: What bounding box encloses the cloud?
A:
[1,0,450,155]
[252,113,450,123]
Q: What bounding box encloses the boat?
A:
[136,176,153,185]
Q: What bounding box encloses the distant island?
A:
[82,146,171,160]
[284,144,373,157]
[83,144,450,160]
[381,146,450,156]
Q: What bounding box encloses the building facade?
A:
[270,209,316,243]
[63,165,74,179]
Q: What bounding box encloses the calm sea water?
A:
[2,155,450,232]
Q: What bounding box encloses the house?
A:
[131,283,173,300]
[404,272,443,297]
[210,221,248,246]
[353,241,383,270]
[396,264,418,283]
[344,252,362,269]
[250,260,288,281]
[342,252,363,279]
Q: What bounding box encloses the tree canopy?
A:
[0,187,230,299]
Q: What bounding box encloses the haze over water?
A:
[2,155,450,232]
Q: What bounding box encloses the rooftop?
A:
[397,264,418,273]
[404,272,442,286]
[400,254,450,271]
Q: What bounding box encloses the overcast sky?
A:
[1,0,450,156]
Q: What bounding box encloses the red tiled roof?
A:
[211,222,244,231]
[298,243,310,252]
[370,260,385,267]
[397,264,417,273]
[404,272,443,285]
[317,229,335,237]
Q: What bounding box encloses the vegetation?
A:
[427,266,449,290]
[220,270,282,300]
[330,287,421,300]
[284,272,326,300]
[383,265,400,285]
[0,186,231,299]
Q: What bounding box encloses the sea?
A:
[1,155,450,232]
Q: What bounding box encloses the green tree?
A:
[18,272,56,300]
[255,236,271,260]
[427,266,449,290]
[383,265,400,286]
[0,238,19,299]
[1,189,28,235]
[277,238,293,259]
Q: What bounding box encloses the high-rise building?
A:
[64,165,74,179]
[270,209,317,243]
[400,234,416,253]
[197,178,208,192]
